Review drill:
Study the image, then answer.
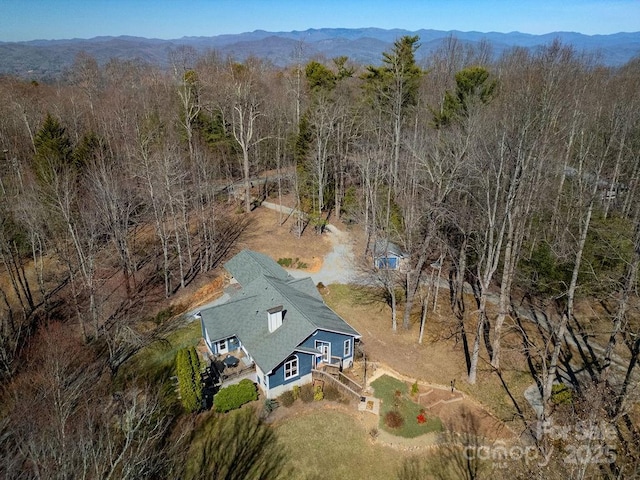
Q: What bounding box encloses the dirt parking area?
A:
[237,204,331,272]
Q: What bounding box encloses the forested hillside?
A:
[1,37,640,477]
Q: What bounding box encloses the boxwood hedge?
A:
[213,379,258,413]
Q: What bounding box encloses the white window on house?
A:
[284,356,298,380]
[315,340,330,363]
[344,339,351,357]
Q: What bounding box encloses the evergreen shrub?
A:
[313,385,324,401]
[176,346,203,413]
[214,379,258,413]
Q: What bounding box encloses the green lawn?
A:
[275,409,406,480]
[371,375,442,438]
[115,319,202,395]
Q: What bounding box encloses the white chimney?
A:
[267,305,284,332]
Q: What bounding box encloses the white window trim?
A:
[344,339,351,357]
[284,355,299,380]
[315,340,331,362]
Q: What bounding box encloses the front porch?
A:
[315,355,343,375]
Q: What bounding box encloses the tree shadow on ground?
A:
[183,407,290,480]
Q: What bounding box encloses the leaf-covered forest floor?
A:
[227,201,638,445]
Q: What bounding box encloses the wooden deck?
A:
[209,351,255,386]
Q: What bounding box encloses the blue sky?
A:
[1,1,639,42]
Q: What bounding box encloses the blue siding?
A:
[268,352,314,389]
[376,256,398,269]
[299,329,355,360]
[207,335,240,355]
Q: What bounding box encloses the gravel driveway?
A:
[285,223,357,285]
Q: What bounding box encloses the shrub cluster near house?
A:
[213,379,259,413]
[176,346,203,413]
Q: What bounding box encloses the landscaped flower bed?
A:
[370,375,442,438]
[416,410,427,424]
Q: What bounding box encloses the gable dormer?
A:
[267,305,284,332]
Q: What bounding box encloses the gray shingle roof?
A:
[224,250,291,285]
[373,239,407,258]
[200,250,360,373]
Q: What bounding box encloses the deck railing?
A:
[221,363,255,382]
[337,371,363,393]
[329,355,342,365]
[312,369,362,402]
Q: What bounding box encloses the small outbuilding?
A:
[372,239,408,271]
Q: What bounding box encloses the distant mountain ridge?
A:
[1,27,639,80]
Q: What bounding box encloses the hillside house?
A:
[199,250,361,399]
